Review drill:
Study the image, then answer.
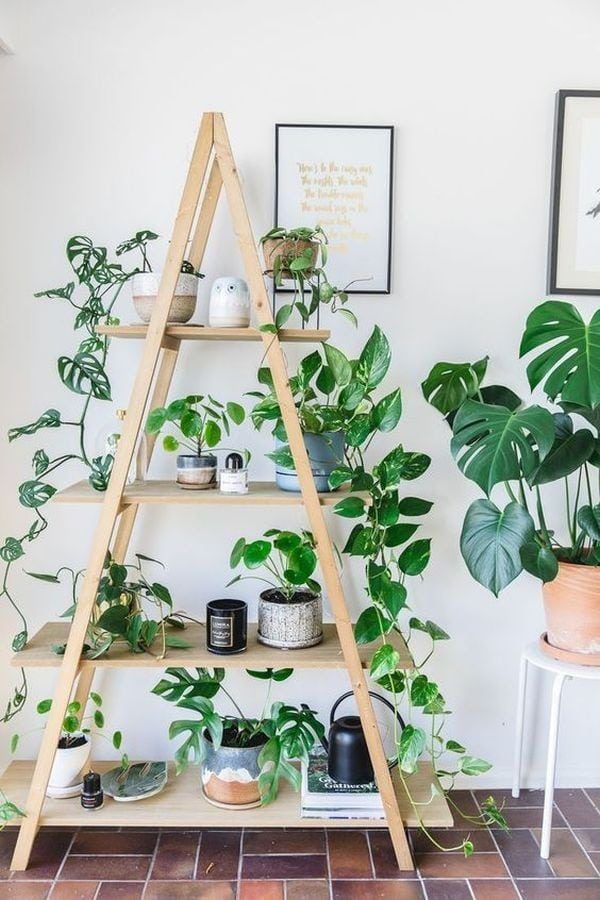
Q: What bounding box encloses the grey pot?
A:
[200,730,266,809]
[176,454,217,490]
[275,431,344,492]
[258,589,323,649]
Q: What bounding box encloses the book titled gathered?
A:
[301,749,385,819]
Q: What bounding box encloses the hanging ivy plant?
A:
[1,230,157,731]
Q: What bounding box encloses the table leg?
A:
[512,654,528,798]
[540,672,567,859]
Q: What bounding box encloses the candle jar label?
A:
[209,615,233,648]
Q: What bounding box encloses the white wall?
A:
[1,0,600,789]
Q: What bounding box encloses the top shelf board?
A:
[96,325,330,342]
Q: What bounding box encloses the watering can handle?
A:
[329,690,406,771]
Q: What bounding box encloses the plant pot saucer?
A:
[46,781,83,799]
[539,632,600,667]
[257,630,323,650]
[201,789,261,810]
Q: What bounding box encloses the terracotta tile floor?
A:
[1,788,600,898]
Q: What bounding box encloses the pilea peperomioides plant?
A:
[322,328,507,853]
[2,230,158,728]
[422,300,600,596]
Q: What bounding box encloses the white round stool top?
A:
[523,640,600,680]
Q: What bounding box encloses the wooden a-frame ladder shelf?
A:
[2,113,451,872]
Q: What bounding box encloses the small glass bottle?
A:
[219,452,248,494]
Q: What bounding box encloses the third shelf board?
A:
[96,325,330,342]
[54,480,360,506]
[12,622,414,671]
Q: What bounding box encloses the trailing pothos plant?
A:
[259,225,358,328]
[422,300,600,596]
[1,229,158,731]
[319,327,507,853]
[152,666,324,804]
[28,551,191,660]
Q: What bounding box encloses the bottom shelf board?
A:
[1,760,452,829]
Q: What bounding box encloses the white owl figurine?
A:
[208,277,250,328]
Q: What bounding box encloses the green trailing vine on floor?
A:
[0,229,158,732]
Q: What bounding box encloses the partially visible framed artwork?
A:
[548,90,600,295]
[275,124,394,293]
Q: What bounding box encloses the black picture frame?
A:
[274,123,394,295]
[548,89,600,296]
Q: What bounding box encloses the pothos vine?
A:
[1,229,158,726]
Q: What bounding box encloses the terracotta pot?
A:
[261,238,318,279]
[542,562,600,658]
[201,729,267,809]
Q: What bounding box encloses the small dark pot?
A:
[176,454,217,490]
[258,589,323,649]
[206,599,247,654]
[201,728,267,809]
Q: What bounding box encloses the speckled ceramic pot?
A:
[258,589,323,649]
[132,272,199,324]
[176,454,217,490]
[200,729,267,809]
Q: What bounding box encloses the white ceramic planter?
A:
[131,272,199,324]
[209,277,250,327]
[47,734,91,798]
[258,590,323,649]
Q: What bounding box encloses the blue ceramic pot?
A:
[275,431,344,492]
[200,729,267,809]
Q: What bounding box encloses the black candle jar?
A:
[206,599,247,654]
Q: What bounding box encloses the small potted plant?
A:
[117,231,205,324]
[259,225,357,328]
[152,667,323,808]
[28,551,191,660]
[11,692,123,798]
[228,528,323,648]
[250,328,402,492]
[146,395,245,490]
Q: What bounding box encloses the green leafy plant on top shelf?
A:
[116,229,204,278]
[146,395,246,457]
[313,327,507,853]
[422,300,600,595]
[228,529,320,600]
[259,225,358,328]
[249,327,403,472]
[152,667,324,804]
[28,551,190,660]
[2,229,159,726]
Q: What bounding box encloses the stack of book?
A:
[301,748,385,819]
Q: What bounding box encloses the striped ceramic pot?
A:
[200,731,267,809]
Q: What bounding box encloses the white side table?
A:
[512,640,600,858]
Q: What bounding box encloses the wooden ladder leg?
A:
[213,114,413,871]
[10,115,214,872]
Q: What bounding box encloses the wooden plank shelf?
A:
[53,480,358,507]
[0,760,452,829]
[97,325,330,342]
[11,622,414,671]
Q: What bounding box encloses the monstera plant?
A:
[422,300,600,659]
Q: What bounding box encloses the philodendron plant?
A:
[152,666,324,804]
[2,230,158,729]
[422,300,600,595]
[317,327,507,853]
[146,395,245,457]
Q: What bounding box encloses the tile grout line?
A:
[52,828,78,885]
[553,802,600,877]
[324,828,333,900]
[141,826,161,899]
[237,827,245,899]
[477,789,523,900]
[364,828,376,880]
[193,828,202,881]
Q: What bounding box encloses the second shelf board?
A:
[0,759,452,829]
[12,622,414,671]
[96,324,330,342]
[54,480,355,506]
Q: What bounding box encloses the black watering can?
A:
[308,690,406,785]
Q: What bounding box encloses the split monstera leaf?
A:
[422,300,600,595]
